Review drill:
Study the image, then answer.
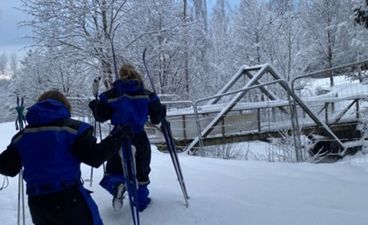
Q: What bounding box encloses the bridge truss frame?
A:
[186,64,347,162]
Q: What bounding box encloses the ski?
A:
[120,137,140,225]
[161,119,190,207]
[142,48,189,207]
[110,36,141,224]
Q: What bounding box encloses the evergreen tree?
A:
[300,0,356,86]
[206,0,236,95]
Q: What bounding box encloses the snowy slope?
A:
[1,122,368,225]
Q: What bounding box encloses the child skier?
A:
[0,90,129,225]
[89,64,165,212]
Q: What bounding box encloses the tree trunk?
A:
[183,0,190,98]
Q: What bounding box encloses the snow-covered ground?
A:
[1,121,368,225]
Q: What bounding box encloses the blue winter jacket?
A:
[11,99,91,195]
[97,80,162,134]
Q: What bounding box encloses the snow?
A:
[1,121,368,225]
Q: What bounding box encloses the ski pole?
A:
[142,48,189,206]
[161,119,189,207]
[15,96,26,225]
[89,77,104,187]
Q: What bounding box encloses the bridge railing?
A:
[145,100,203,151]
[189,80,296,155]
[291,60,368,158]
[160,95,362,154]
[145,80,298,155]
[62,60,368,161]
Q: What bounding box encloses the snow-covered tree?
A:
[20,0,128,89]
[233,0,271,66]
[300,0,356,86]
[206,0,236,94]
[119,0,211,100]
[0,52,8,75]
[269,0,294,14]
[16,0,368,102]
[15,48,90,103]
[9,53,18,78]
[129,0,186,95]
[265,0,304,81]
[186,0,211,100]
[194,0,208,32]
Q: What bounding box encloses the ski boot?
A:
[113,183,126,210]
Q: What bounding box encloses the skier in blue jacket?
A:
[89,64,165,212]
[0,90,129,225]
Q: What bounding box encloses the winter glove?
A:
[148,102,166,124]
[110,125,133,140]
[88,99,99,111]
[89,98,113,123]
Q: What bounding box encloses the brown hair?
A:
[119,64,143,82]
[38,90,71,112]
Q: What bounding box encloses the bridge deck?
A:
[149,119,360,150]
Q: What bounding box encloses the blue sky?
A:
[0,0,239,55]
